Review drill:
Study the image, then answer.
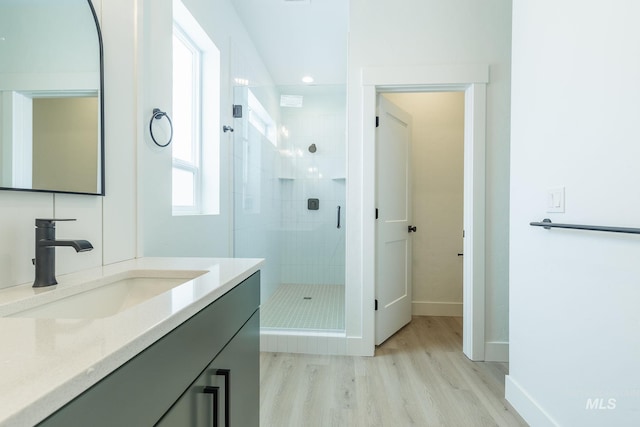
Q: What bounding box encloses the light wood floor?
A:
[260,316,527,426]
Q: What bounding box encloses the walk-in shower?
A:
[232,84,346,339]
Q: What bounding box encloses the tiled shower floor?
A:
[260,284,345,332]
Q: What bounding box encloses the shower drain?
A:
[303,297,312,300]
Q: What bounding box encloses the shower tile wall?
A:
[279,98,346,287]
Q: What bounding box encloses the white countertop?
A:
[0,257,263,427]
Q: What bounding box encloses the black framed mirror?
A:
[0,0,104,195]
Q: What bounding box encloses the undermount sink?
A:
[7,270,207,319]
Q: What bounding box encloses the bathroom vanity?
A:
[0,257,262,426]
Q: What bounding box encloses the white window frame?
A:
[172,0,221,216]
[172,25,202,214]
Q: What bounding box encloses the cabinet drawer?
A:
[39,271,260,427]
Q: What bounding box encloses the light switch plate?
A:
[547,187,565,213]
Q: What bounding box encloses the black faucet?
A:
[33,219,93,288]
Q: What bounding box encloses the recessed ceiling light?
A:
[302,76,314,84]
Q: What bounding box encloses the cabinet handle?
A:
[203,386,220,427]
[215,369,231,427]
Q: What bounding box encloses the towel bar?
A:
[530,218,640,235]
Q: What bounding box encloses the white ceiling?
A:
[231,0,348,87]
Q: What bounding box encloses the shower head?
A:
[308,143,317,153]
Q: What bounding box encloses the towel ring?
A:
[149,108,173,147]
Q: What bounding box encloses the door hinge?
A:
[463,229,465,238]
[375,299,378,311]
[375,116,379,128]
[375,208,379,219]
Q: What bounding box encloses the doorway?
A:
[357,64,488,360]
[375,92,465,345]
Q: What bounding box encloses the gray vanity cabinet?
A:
[39,272,260,427]
[156,310,259,426]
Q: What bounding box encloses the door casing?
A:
[360,65,488,360]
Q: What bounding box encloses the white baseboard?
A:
[505,375,559,426]
[412,301,463,317]
[484,341,509,362]
[346,335,374,357]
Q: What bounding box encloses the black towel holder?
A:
[149,108,173,147]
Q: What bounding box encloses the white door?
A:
[375,95,414,345]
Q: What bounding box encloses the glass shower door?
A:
[232,83,346,332]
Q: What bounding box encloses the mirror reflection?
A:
[0,0,103,195]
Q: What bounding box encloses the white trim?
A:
[362,65,489,86]
[462,83,486,361]
[484,341,509,362]
[346,334,372,356]
[260,330,347,355]
[173,0,216,51]
[6,92,33,188]
[360,84,377,357]
[172,0,221,216]
[172,22,203,214]
[412,301,463,317]
[505,375,560,427]
[356,64,487,360]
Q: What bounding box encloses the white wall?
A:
[384,92,464,318]
[138,0,227,258]
[137,0,276,258]
[507,1,640,425]
[101,0,137,265]
[346,0,512,355]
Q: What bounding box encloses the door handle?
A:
[458,253,464,256]
[203,386,220,427]
[215,369,230,427]
[408,225,417,233]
